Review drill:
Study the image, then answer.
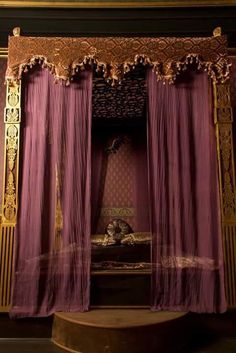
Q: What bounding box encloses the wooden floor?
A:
[189,338,236,353]
[0,339,64,353]
[0,337,236,353]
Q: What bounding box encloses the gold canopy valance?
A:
[6,34,229,84]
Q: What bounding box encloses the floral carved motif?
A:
[6,125,18,171]
[3,125,18,222]
[4,171,16,222]
[5,83,21,123]
[5,108,20,123]
[6,35,230,84]
[8,90,19,107]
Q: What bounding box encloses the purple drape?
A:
[11,67,92,318]
[147,69,227,313]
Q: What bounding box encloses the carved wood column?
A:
[214,82,236,307]
[0,80,21,311]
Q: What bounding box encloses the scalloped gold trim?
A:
[6,52,230,85]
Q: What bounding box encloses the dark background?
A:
[0,6,236,48]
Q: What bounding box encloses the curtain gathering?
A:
[11,67,92,317]
[147,69,227,312]
[10,64,227,317]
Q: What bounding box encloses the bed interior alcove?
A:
[90,65,151,306]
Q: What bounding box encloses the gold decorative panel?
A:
[214,83,236,221]
[0,56,7,214]
[214,81,236,307]
[2,82,21,224]
[0,76,21,311]
[101,208,135,217]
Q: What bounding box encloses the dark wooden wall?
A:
[0,6,236,48]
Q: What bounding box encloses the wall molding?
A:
[0,0,236,8]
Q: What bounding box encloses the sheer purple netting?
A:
[10,67,92,318]
[147,69,227,313]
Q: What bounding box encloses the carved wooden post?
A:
[0,80,21,311]
[214,82,236,307]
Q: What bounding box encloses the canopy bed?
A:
[0,28,235,321]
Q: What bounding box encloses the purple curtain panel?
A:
[10,67,92,317]
[147,69,227,313]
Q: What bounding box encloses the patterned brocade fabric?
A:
[6,35,230,84]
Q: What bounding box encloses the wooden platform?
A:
[52,309,189,353]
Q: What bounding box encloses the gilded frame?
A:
[0,47,19,312]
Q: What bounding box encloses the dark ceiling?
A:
[0,6,236,48]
